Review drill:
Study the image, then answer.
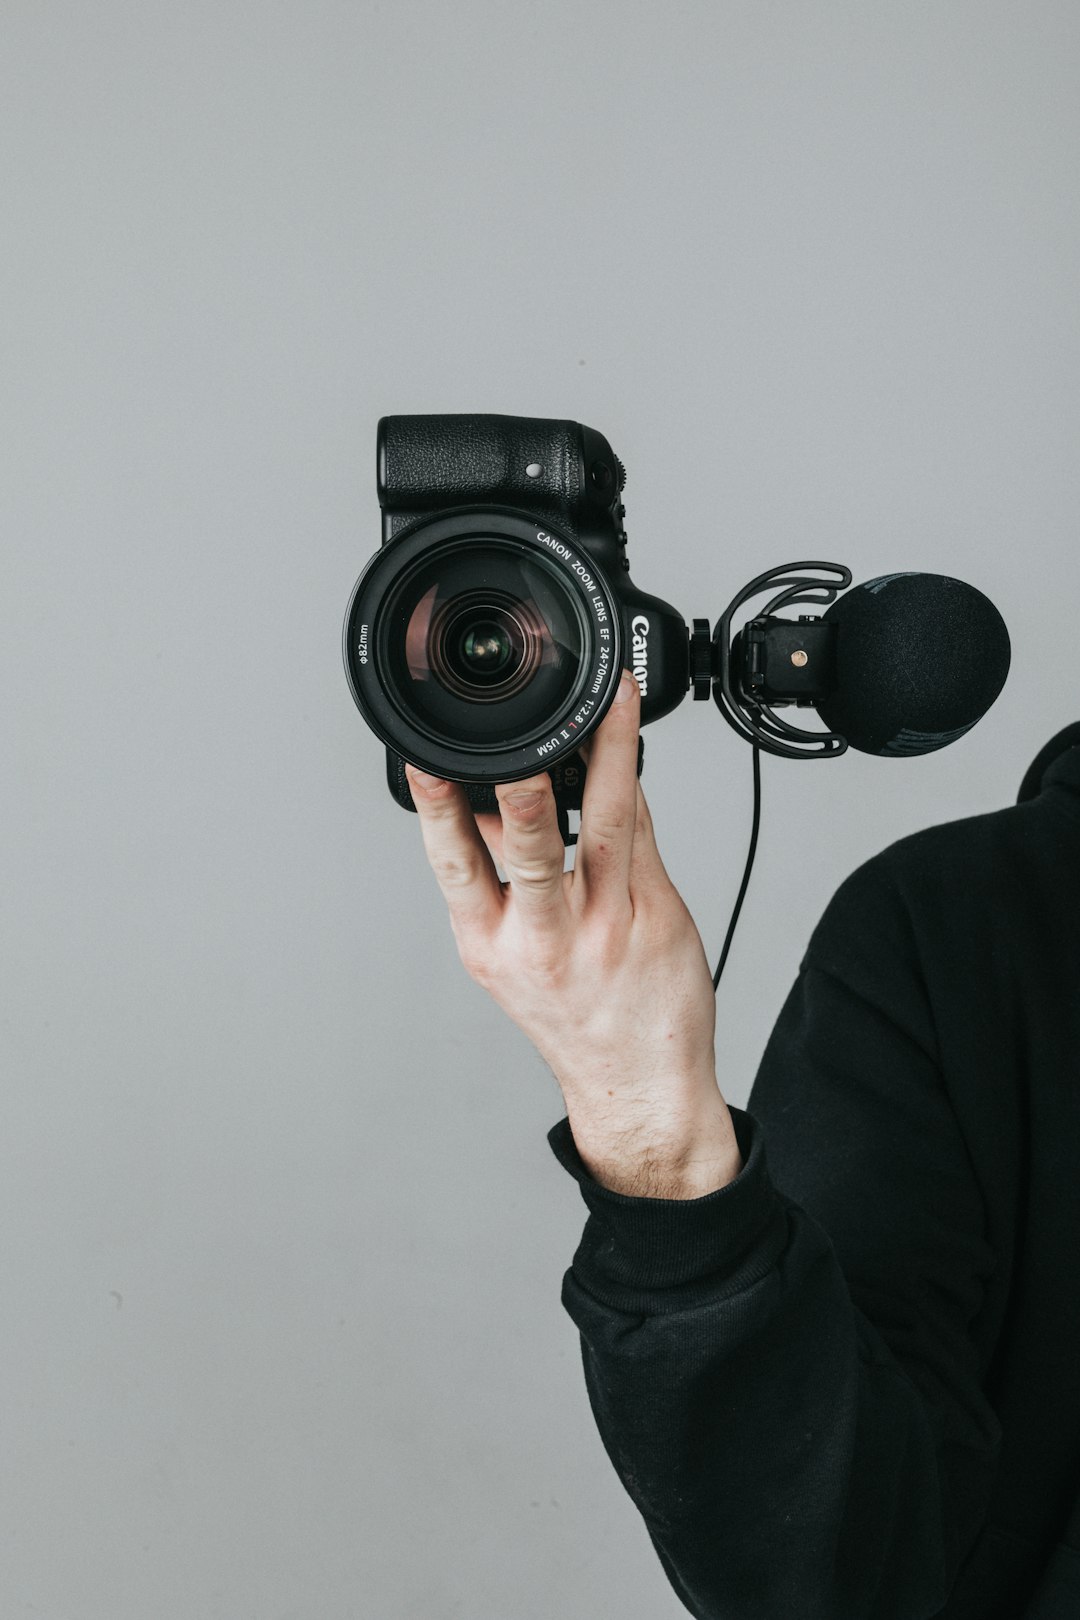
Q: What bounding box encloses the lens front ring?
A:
[342,507,625,784]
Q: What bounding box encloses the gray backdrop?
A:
[2,3,1078,1617]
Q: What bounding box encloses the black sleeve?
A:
[546,849,1003,1620]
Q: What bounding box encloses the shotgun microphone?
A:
[722,569,1010,759]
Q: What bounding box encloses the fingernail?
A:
[506,789,543,807]
[614,669,636,703]
[409,767,445,790]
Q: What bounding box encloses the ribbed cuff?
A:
[546,1104,789,1307]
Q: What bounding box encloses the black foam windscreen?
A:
[816,573,1011,756]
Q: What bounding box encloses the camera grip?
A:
[386,736,645,849]
[379,414,584,542]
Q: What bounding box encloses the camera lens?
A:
[431,593,538,698]
[462,623,510,673]
[376,537,590,750]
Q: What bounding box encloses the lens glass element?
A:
[377,538,590,750]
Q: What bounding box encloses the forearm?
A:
[549,1103,996,1620]
[565,1202,963,1620]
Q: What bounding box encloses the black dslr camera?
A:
[342,413,687,847]
[343,413,1011,848]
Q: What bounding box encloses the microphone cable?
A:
[713,738,762,992]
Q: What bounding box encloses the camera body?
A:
[343,415,692,845]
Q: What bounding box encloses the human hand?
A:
[404,669,734,1178]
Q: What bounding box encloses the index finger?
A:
[574,668,641,906]
[404,766,504,943]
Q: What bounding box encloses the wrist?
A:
[565,1089,744,1200]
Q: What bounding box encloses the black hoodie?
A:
[547,726,1080,1620]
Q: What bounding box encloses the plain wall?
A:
[2,3,1078,1616]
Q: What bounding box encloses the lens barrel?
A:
[342,508,626,784]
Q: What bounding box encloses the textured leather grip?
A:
[379,413,583,540]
